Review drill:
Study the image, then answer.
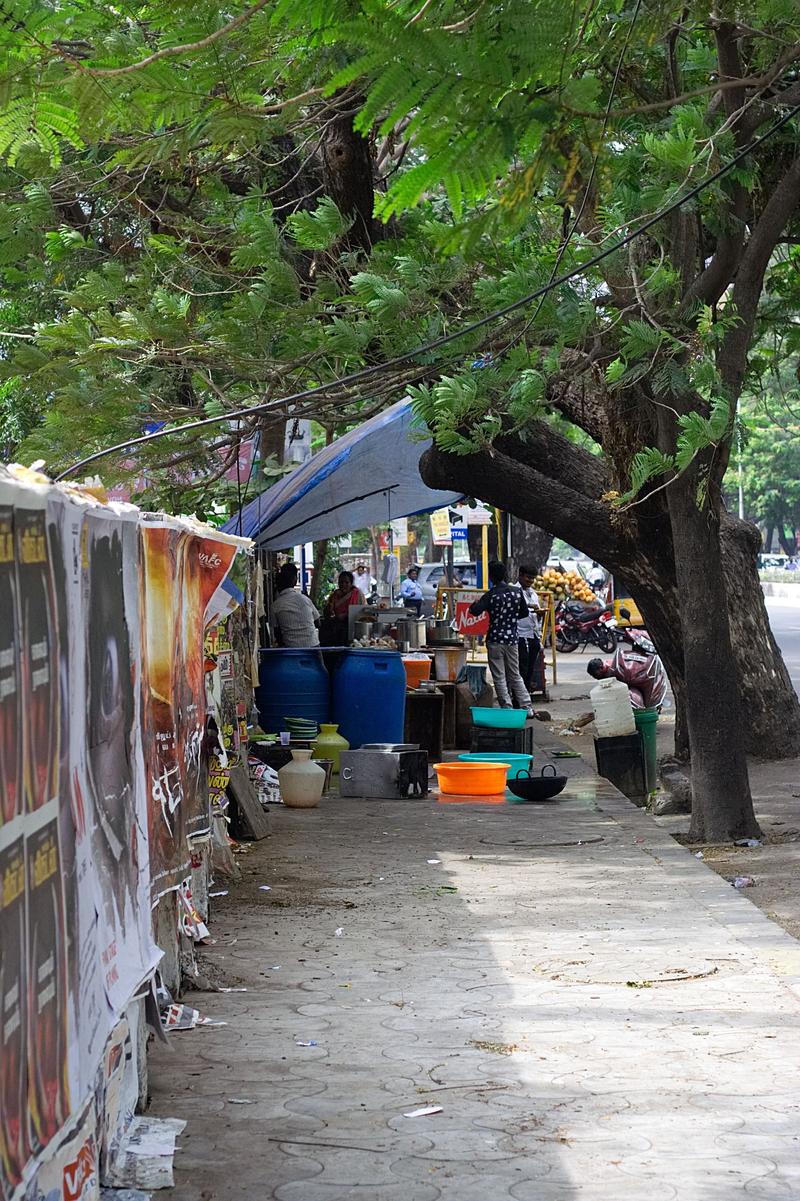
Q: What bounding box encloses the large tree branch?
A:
[420,420,623,566]
[720,154,800,397]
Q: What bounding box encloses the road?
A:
[766,596,800,695]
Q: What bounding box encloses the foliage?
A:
[0,0,795,530]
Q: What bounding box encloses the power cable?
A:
[56,98,800,480]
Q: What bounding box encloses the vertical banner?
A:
[177,532,239,844]
[50,492,107,1107]
[16,484,71,1163]
[139,520,187,900]
[0,480,25,1201]
[0,826,27,1201]
[0,490,20,828]
[82,507,158,1013]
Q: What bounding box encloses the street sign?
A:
[451,526,468,540]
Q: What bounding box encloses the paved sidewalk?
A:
[150,776,800,1200]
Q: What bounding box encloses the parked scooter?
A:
[616,608,656,655]
[555,598,618,654]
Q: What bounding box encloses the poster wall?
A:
[0,471,246,1201]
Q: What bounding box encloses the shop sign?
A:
[429,508,452,545]
[454,601,489,636]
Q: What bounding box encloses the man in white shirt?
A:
[272,563,320,647]
[514,564,542,692]
[353,563,374,601]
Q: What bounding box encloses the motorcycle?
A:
[555,599,618,654]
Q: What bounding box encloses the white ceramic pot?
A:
[278,749,326,808]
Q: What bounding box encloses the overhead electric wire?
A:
[56,98,800,481]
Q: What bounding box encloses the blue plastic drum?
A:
[256,648,330,733]
[332,649,406,748]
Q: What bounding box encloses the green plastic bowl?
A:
[470,706,528,729]
[458,753,533,779]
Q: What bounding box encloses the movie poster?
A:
[81,507,158,1015]
[0,828,27,1201]
[47,492,108,1107]
[24,808,70,1157]
[15,488,58,816]
[0,483,20,829]
[139,519,187,900]
[177,532,239,843]
[25,1098,98,1201]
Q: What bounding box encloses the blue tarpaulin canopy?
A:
[222,399,463,549]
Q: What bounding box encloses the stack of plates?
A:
[283,716,319,740]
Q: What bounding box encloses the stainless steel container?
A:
[425,618,452,644]
[397,617,426,648]
[339,749,429,798]
[353,620,375,640]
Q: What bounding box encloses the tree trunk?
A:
[721,515,800,758]
[320,93,378,255]
[419,430,800,762]
[508,517,553,576]
[309,539,330,607]
[663,462,760,840]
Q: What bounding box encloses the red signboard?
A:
[454,601,489,636]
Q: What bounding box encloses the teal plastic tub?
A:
[470,706,528,729]
[458,752,533,780]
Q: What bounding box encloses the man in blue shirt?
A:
[469,560,533,712]
[400,564,423,614]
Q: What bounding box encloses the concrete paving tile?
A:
[149,791,800,1201]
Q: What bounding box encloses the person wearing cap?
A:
[400,564,423,615]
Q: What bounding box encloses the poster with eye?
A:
[81,507,158,1015]
[177,532,240,844]
[139,519,187,901]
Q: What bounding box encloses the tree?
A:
[0,2,799,838]
[738,410,800,553]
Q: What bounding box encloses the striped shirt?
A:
[273,589,320,647]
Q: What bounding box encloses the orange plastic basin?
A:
[433,761,510,795]
[402,657,432,689]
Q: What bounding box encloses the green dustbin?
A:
[634,707,659,793]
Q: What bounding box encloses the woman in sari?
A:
[321,570,364,645]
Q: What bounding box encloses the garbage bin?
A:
[634,707,659,793]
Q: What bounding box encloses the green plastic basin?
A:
[470,706,528,729]
[458,752,533,779]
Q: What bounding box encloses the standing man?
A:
[272,563,320,647]
[353,562,374,601]
[514,565,542,693]
[400,564,424,615]
[469,561,533,714]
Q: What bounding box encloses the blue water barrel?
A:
[256,649,330,733]
[332,650,406,748]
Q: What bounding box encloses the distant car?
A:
[546,557,591,578]
[417,561,478,614]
